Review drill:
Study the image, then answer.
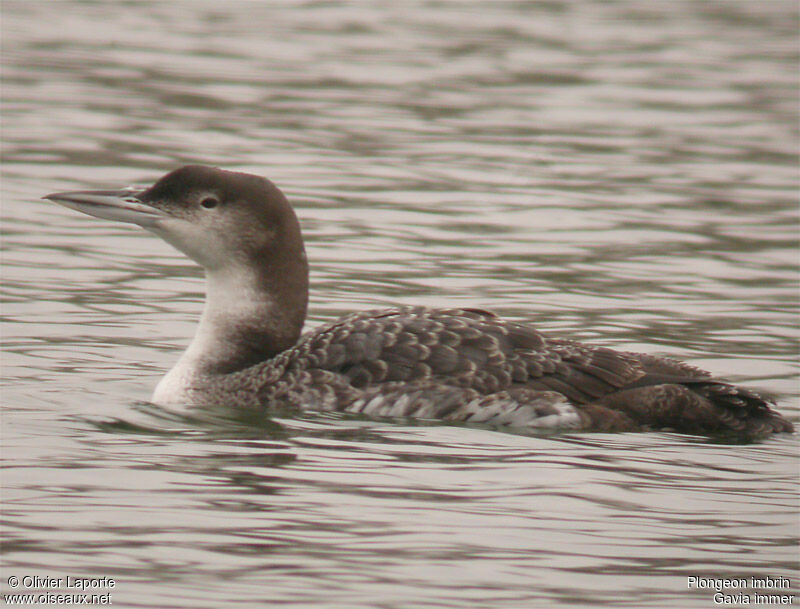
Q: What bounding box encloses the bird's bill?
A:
[44,189,166,227]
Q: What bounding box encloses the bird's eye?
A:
[200,196,219,209]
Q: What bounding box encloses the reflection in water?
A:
[1,1,798,608]
[3,404,797,607]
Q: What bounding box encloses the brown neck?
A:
[191,250,308,375]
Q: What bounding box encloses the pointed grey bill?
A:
[44,189,167,227]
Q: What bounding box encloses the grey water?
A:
[1,1,798,607]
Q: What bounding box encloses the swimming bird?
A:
[45,165,793,439]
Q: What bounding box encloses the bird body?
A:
[46,166,794,440]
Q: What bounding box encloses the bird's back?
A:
[228,306,793,439]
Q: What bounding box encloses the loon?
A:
[45,165,793,439]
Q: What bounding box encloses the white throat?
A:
[152,267,272,404]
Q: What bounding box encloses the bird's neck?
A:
[152,253,308,404]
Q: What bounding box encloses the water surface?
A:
[2,2,798,607]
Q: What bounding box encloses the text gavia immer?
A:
[45,165,793,439]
